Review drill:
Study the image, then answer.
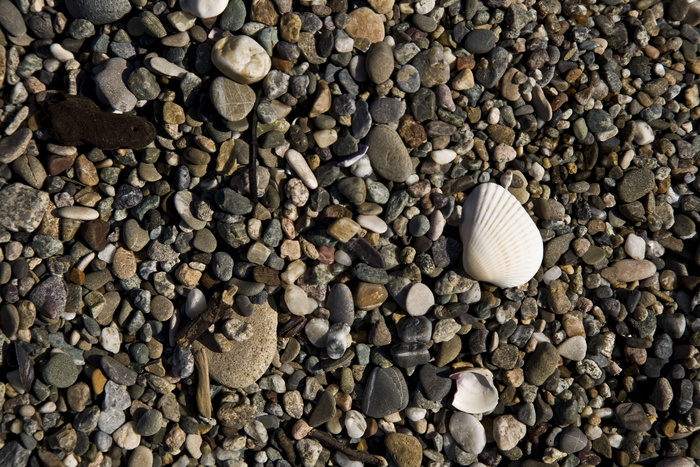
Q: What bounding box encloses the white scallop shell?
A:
[450,368,499,415]
[459,183,543,288]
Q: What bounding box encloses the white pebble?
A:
[285,149,318,189]
[185,288,207,319]
[405,406,427,421]
[350,154,373,178]
[624,234,646,260]
[405,174,420,185]
[100,324,122,354]
[529,162,545,181]
[97,244,116,263]
[431,149,457,165]
[542,266,562,284]
[344,410,367,438]
[405,283,435,316]
[428,209,446,241]
[179,0,228,18]
[313,129,337,148]
[334,250,353,266]
[211,36,271,84]
[634,121,655,146]
[356,215,387,234]
[112,421,141,450]
[57,206,99,220]
[285,285,314,316]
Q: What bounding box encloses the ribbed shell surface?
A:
[459,183,543,288]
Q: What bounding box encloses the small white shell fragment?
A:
[285,149,318,190]
[460,183,543,288]
[449,412,486,454]
[344,410,367,438]
[431,149,457,165]
[97,244,116,263]
[356,215,388,234]
[57,206,99,220]
[451,368,499,414]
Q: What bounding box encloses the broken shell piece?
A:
[449,412,486,455]
[451,368,499,414]
[459,183,543,288]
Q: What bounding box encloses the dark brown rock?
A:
[46,93,156,150]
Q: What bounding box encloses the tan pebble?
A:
[112,247,137,280]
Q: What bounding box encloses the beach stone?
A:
[94,58,137,113]
[463,29,496,54]
[614,402,652,431]
[0,184,49,232]
[474,47,509,88]
[180,0,228,17]
[211,77,256,121]
[345,7,385,43]
[366,42,394,84]
[0,128,32,164]
[418,364,451,400]
[557,336,587,361]
[101,356,137,386]
[212,36,271,84]
[113,421,141,450]
[136,409,163,436]
[366,126,412,182]
[65,0,132,24]
[385,433,422,467]
[404,283,434,316]
[0,0,27,37]
[328,283,354,325]
[560,427,588,453]
[618,169,655,202]
[413,45,450,87]
[128,446,154,467]
[42,353,80,388]
[525,342,559,385]
[30,276,68,319]
[195,301,277,388]
[492,415,526,451]
[361,367,409,418]
[601,259,657,283]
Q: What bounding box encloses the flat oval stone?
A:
[361,366,409,418]
[366,125,412,182]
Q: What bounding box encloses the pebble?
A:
[404,283,435,317]
[210,77,256,121]
[385,433,422,467]
[492,415,526,451]
[179,0,228,18]
[94,58,137,112]
[601,259,657,283]
[128,446,154,467]
[366,126,413,182]
[525,342,559,386]
[0,184,50,232]
[197,301,277,388]
[64,0,131,24]
[212,36,272,84]
[42,353,80,388]
[361,367,409,418]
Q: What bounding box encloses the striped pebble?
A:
[356,215,388,234]
[285,149,318,190]
[57,206,100,220]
